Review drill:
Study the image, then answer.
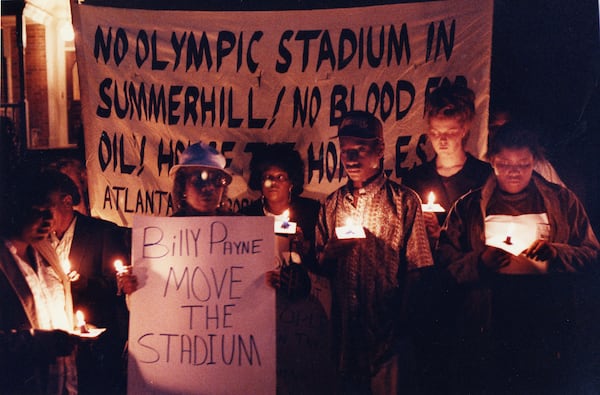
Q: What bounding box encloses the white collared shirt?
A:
[5,240,71,331]
[49,216,77,267]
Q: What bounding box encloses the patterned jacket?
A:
[316,172,433,375]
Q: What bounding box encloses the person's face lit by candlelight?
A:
[170,142,233,217]
[340,136,383,188]
[491,147,535,194]
[181,168,229,215]
[261,166,292,213]
[428,116,468,160]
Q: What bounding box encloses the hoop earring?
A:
[219,199,231,212]
[178,193,187,210]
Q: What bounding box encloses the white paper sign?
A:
[128,215,275,395]
[484,213,549,256]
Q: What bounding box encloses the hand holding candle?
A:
[524,239,558,261]
[484,215,544,257]
[114,259,127,275]
[319,228,359,265]
[422,212,442,240]
[422,191,445,213]
[114,259,136,295]
[61,259,80,282]
[480,245,511,271]
[275,209,297,234]
[335,218,366,239]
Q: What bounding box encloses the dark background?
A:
[82,0,600,233]
[490,0,600,237]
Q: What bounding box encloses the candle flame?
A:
[75,310,85,326]
[114,259,125,274]
[283,209,290,222]
[61,259,71,275]
[345,218,354,227]
[427,191,435,206]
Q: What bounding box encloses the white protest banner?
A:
[71,0,493,226]
[128,215,275,394]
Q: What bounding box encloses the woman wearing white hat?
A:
[117,142,234,296]
[170,142,233,216]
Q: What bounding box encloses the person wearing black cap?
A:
[315,110,433,394]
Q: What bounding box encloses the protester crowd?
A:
[1,84,598,395]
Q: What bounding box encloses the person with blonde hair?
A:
[403,84,492,245]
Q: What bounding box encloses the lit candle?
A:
[75,310,89,334]
[114,259,127,275]
[504,223,514,245]
[427,192,435,207]
[275,209,297,234]
[335,218,366,239]
[421,191,445,213]
[114,259,129,296]
[282,209,290,228]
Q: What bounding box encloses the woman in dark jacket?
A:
[240,144,333,395]
[437,122,599,393]
[240,143,320,273]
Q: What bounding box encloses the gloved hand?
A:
[479,246,511,271]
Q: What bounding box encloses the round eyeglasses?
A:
[188,170,230,188]
[262,173,289,188]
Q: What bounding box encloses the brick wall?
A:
[24,23,49,147]
[8,26,20,102]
